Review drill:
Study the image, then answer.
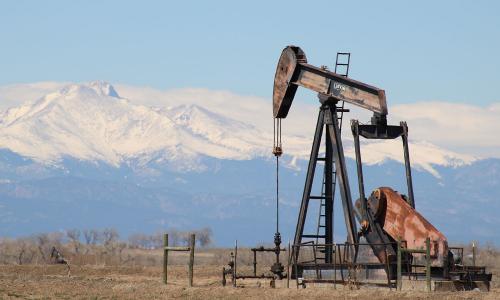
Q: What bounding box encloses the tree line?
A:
[0,227,213,265]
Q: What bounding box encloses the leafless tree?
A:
[168,229,181,246]
[196,227,213,247]
[0,227,215,266]
[16,239,27,265]
[90,229,101,245]
[180,231,193,246]
[150,232,163,249]
[48,232,64,245]
[66,229,81,253]
[21,238,37,264]
[116,242,127,263]
[0,238,14,264]
[32,232,64,263]
[102,228,119,256]
[102,228,119,246]
[83,229,92,245]
[128,233,145,249]
[130,233,158,249]
[34,233,50,262]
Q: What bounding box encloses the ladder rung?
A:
[302,259,326,264]
[302,234,326,238]
[310,196,326,200]
[301,259,316,264]
[317,157,326,161]
[336,63,349,66]
[319,225,326,228]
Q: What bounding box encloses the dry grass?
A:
[0,247,498,299]
[0,264,498,300]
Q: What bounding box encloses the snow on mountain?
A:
[344,139,476,178]
[0,81,271,170]
[161,104,270,158]
[0,81,475,177]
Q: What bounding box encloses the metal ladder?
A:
[312,52,351,267]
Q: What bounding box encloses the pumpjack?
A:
[272,46,492,290]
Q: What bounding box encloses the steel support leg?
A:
[293,108,325,260]
[325,105,358,250]
[325,126,334,263]
[351,120,367,219]
[401,121,415,208]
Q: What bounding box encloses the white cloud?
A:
[0,82,68,110]
[390,102,500,158]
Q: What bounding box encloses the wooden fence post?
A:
[293,245,299,289]
[425,237,431,292]
[333,243,337,290]
[188,234,195,287]
[286,241,290,288]
[163,233,168,285]
[233,240,237,287]
[162,233,195,287]
[397,238,402,291]
[472,242,476,267]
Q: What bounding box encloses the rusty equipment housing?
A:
[272,45,492,290]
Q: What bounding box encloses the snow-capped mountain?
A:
[0,81,474,176]
[0,81,497,245]
[0,81,272,171]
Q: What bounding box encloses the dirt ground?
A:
[0,264,497,300]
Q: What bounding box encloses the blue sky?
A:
[1,0,499,105]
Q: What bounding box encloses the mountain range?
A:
[0,81,498,246]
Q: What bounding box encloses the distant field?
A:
[0,247,498,299]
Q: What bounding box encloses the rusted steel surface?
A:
[272,45,387,118]
[295,63,387,113]
[273,46,306,118]
[369,187,448,267]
